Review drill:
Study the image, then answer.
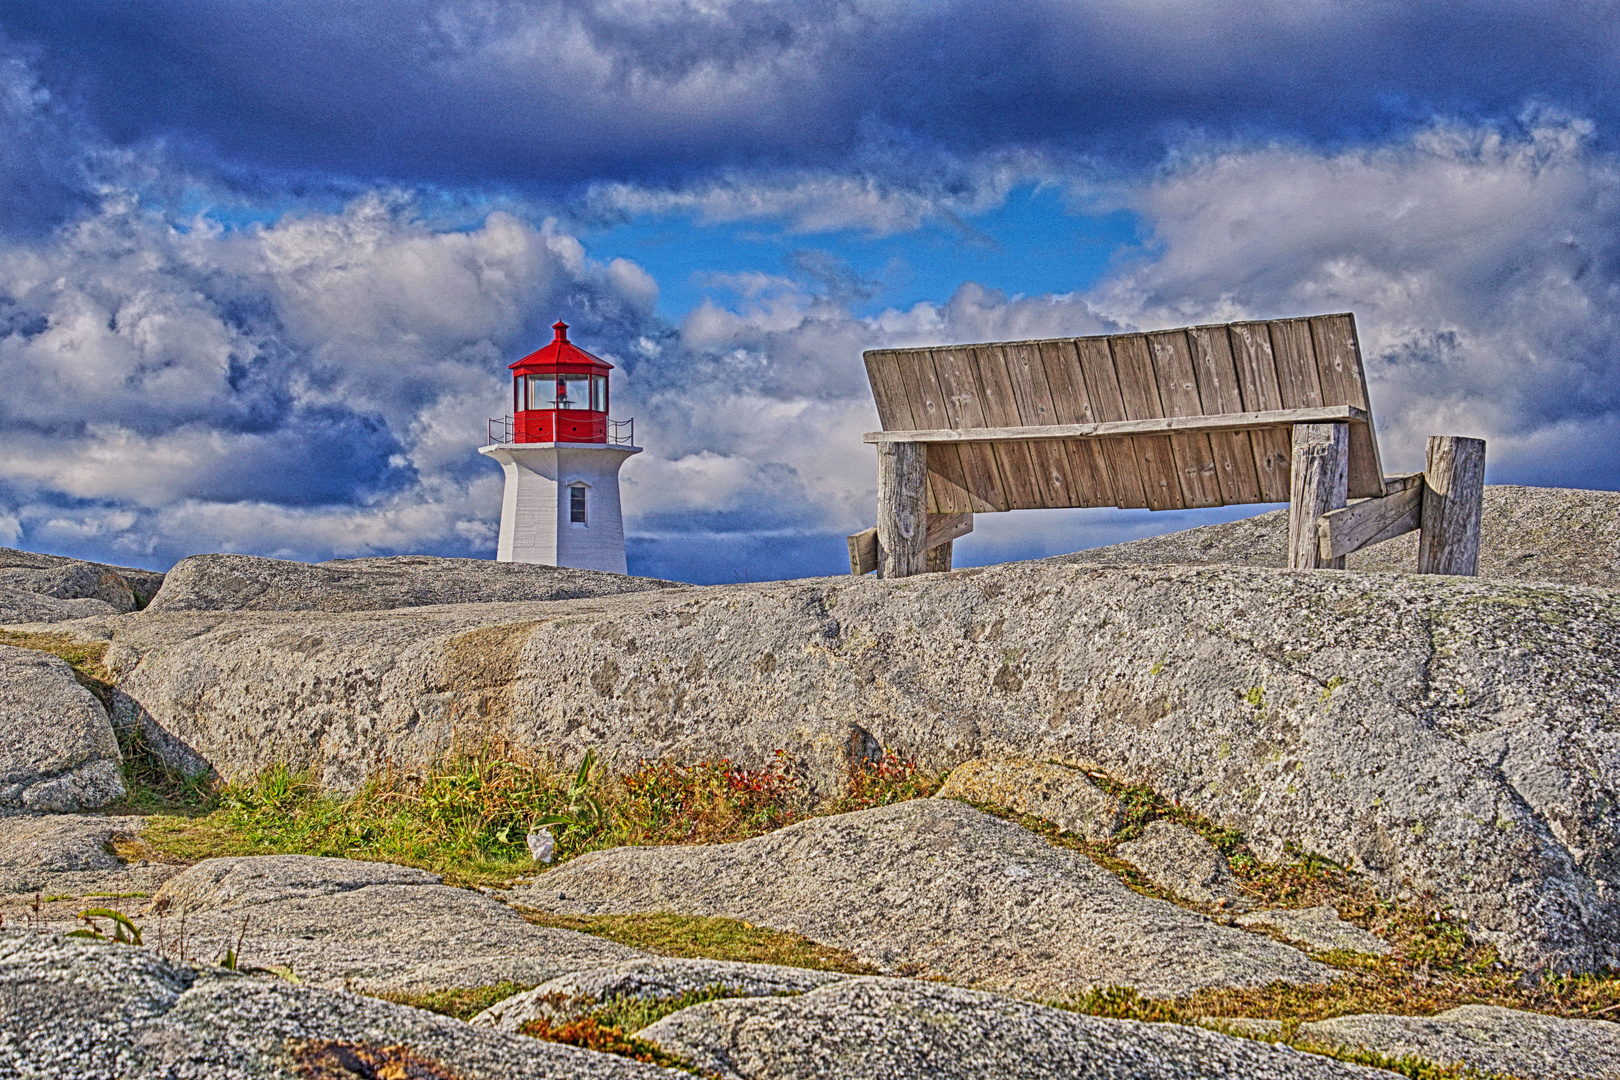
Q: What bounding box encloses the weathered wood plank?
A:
[847,526,878,575]
[1310,314,1385,499]
[974,345,1047,510]
[1317,479,1423,560]
[1002,340,1081,507]
[1270,318,1326,410]
[926,541,953,573]
[1110,334,1183,510]
[877,441,929,578]
[930,347,1011,512]
[894,350,976,514]
[1047,338,1120,507]
[1288,423,1349,570]
[1229,322,1292,502]
[1148,329,1222,507]
[927,511,973,549]
[1075,337,1148,509]
[862,350,936,511]
[1187,325,1264,505]
[862,405,1370,443]
[1417,435,1486,576]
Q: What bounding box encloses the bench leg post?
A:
[877,441,929,579]
[1417,436,1486,576]
[926,541,953,573]
[1288,423,1349,570]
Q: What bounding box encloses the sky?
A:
[0,1,1617,584]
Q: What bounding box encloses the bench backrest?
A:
[862,313,1383,514]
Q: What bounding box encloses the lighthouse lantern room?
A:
[479,321,640,573]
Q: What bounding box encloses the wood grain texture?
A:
[1418,436,1486,576]
[877,441,929,578]
[1002,340,1081,507]
[1229,322,1292,503]
[1310,314,1385,499]
[1318,481,1423,560]
[1037,339,1115,507]
[1187,325,1264,505]
[931,347,1010,512]
[862,406,1369,443]
[926,512,974,550]
[974,345,1046,510]
[1110,334,1183,510]
[1148,329,1222,507]
[1269,319,1326,410]
[1288,423,1349,570]
[847,527,879,576]
[1076,337,1147,508]
[926,540,953,574]
[893,350,976,514]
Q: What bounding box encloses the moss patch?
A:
[516,909,876,975]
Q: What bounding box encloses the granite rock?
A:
[1063,485,1620,590]
[0,545,164,612]
[936,757,1123,841]
[0,930,682,1079]
[0,644,125,812]
[639,976,1393,1080]
[1299,1004,1620,1080]
[1236,906,1393,956]
[103,541,1620,971]
[145,552,682,613]
[473,957,854,1031]
[146,855,651,995]
[0,584,119,625]
[1115,820,1244,908]
[0,812,182,904]
[513,799,1331,1000]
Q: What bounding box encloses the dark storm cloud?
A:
[2,0,1616,196]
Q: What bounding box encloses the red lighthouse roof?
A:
[510,321,614,375]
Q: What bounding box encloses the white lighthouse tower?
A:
[479,321,640,573]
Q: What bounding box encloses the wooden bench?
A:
[848,313,1484,578]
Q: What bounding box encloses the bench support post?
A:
[877,441,929,578]
[1289,423,1349,570]
[927,541,953,573]
[1417,436,1486,576]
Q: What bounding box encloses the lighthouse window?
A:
[569,485,587,524]
[591,375,607,412]
[556,374,592,409]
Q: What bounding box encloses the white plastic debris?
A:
[526,828,556,863]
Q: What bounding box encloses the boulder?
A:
[0,546,164,611]
[637,976,1393,1080]
[144,552,682,613]
[0,931,682,1079]
[0,584,118,625]
[1236,906,1392,956]
[105,554,1620,972]
[473,957,853,1031]
[146,854,651,994]
[0,812,182,901]
[1298,1004,1620,1080]
[936,757,1123,841]
[1114,820,1244,908]
[0,644,124,812]
[1064,484,1620,590]
[513,800,1332,1000]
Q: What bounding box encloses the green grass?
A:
[125,743,942,888]
[515,910,876,975]
[376,981,536,1021]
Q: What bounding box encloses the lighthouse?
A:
[479,321,641,573]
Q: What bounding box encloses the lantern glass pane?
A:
[591,376,607,412]
[557,375,591,409]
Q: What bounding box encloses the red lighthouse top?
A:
[507,321,613,443]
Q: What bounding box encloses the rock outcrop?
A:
[637,976,1392,1080]
[1064,484,1620,589]
[1235,906,1393,956]
[1114,820,1244,909]
[145,552,683,613]
[0,813,180,899]
[0,546,163,622]
[0,931,681,1079]
[104,555,1620,972]
[513,799,1332,999]
[0,644,124,811]
[935,757,1123,841]
[146,855,651,995]
[1297,1004,1620,1079]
